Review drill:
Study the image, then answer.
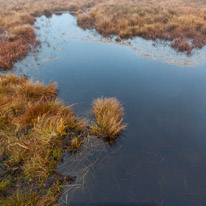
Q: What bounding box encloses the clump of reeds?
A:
[90,97,127,139]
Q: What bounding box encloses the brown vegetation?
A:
[0,11,39,70]
[0,0,206,70]
[76,0,206,54]
[90,97,127,139]
[77,14,95,30]
[0,74,127,205]
[0,0,98,70]
[0,73,85,205]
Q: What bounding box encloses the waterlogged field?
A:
[7,13,206,206]
[1,0,206,70]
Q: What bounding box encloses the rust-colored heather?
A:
[91,97,127,139]
[0,39,29,70]
[0,11,39,70]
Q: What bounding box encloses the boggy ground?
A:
[0,73,126,205]
[77,0,206,54]
[0,0,206,70]
[0,0,101,70]
[0,73,86,205]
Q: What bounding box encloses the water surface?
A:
[13,13,206,206]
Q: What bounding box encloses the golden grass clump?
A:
[0,73,86,204]
[90,97,126,139]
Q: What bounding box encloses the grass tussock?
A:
[0,73,86,205]
[90,97,127,139]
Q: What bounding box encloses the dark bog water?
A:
[13,14,206,206]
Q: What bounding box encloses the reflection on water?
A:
[13,13,206,69]
[13,14,206,206]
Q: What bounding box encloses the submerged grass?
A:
[90,97,127,140]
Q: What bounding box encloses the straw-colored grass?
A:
[0,74,127,204]
[2,189,59,206]
[76,0,206,54]
[0,73,86,205]
[0,1,87,70]
[90,97,127,139]
[0,73,128,205]
[0,0,206,70]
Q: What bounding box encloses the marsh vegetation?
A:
[77,0,206,54]
[1,0,206,70]
[0,73,84,204]
[1,0,206,205]
[0,73,126,205]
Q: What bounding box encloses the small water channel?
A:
[11,13,206,206]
